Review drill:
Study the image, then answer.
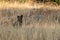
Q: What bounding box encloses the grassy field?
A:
[0,2,60,40]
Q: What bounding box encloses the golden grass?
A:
[0,2,60,9]
[0,2,60,40]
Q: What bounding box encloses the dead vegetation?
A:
[0,2,60,40]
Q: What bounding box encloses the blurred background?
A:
[0,0,60,4]
[0,0,60,40]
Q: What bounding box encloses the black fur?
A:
[17,15,23,24]
[13,15,23,27]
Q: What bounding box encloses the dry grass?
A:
[0,2,60,40]
[0,2,60,9]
